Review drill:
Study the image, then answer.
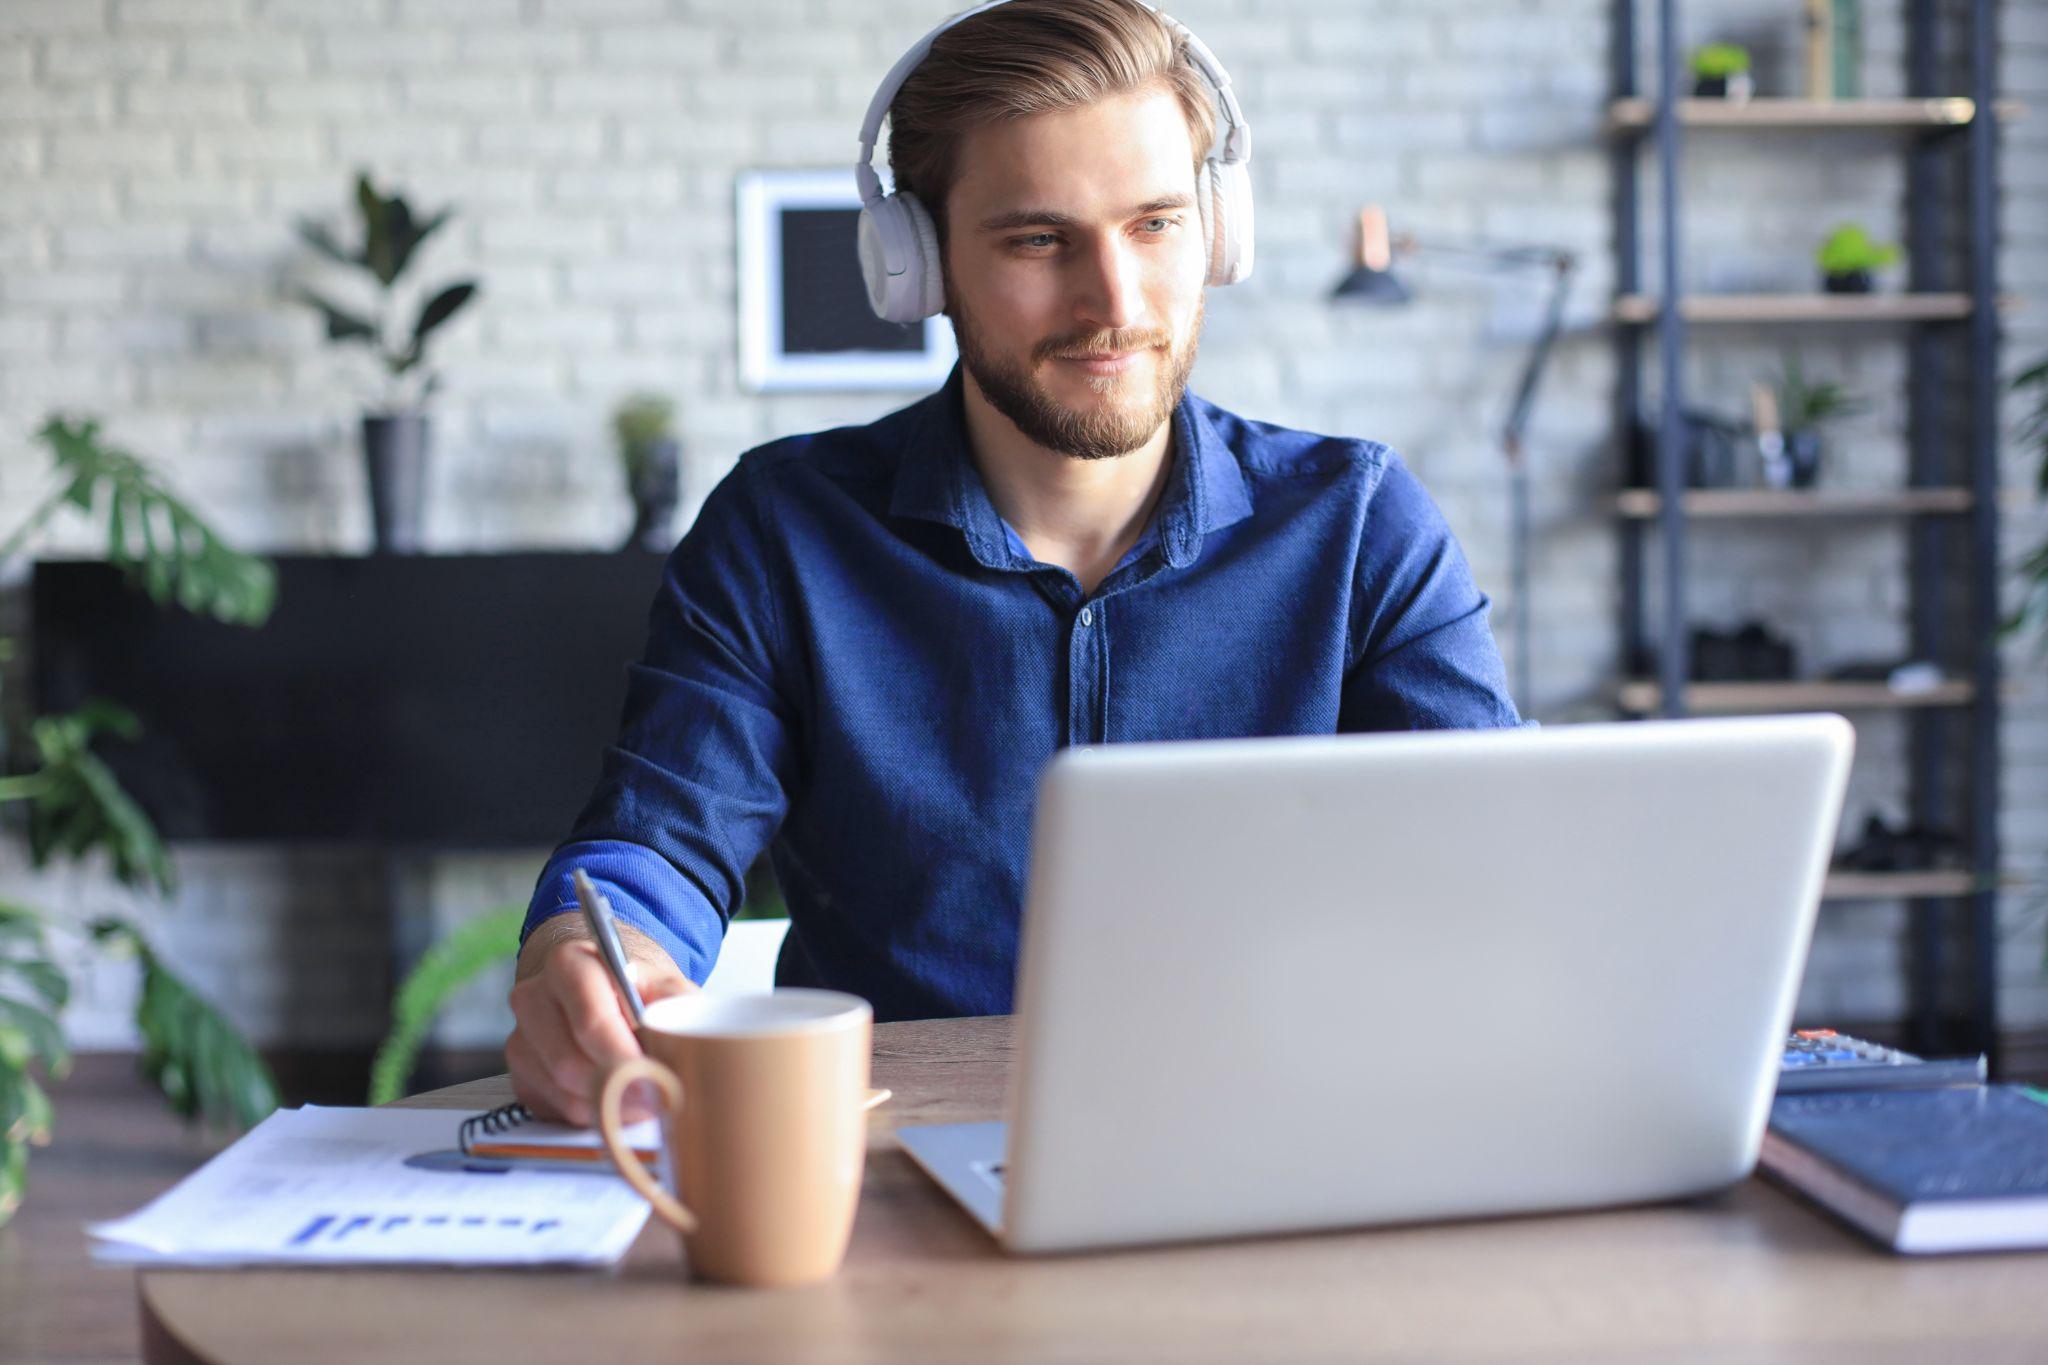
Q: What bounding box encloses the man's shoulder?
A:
[1187,392,1401,488]
[727,390,935,492]
[1189,392,1396,479]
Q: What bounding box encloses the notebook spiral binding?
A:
[457,1101,532,1155]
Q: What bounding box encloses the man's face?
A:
[940,85,1208,461]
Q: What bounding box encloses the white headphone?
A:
[854,0,1255,324]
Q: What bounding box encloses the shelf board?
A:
[1822,870,1996,901]
[1614,488,1976,519]
[1614,293,1977,324]
[1606,96,2024,132]
[1616,679,1977,714]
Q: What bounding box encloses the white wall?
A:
[0,0,2041,1051]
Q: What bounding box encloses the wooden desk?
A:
[139,1016,2048,1364]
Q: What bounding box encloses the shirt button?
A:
[1078,607,1093,628]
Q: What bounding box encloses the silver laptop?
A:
[897,715,1854,1254]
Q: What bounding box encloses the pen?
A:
[572,867,647,1027]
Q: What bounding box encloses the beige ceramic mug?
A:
[593,989,891,1288]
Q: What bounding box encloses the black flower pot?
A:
[623,438,682,553]
[363,412,429,554]
[1694,75,1727,97]
[1785,429,1823,488]
[1823,269,1874,294]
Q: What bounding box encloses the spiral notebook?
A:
[458,1101,661,1168]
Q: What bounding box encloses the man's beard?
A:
[947,284,1204,462]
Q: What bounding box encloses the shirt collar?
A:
[888,363,1252,572]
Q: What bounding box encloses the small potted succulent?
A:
[1771,352,1868,488]
[612,392,682,552]
[292,171,480,553]
[1691,43,1754,100]
[1815,223,1902,294]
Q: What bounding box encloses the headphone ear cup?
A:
[900,190,944,319]
[1203,158,1255,286]
[858,192,945,323]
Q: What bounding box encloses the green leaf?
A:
[389,207,453,282]
[29,416,278,629]
[357,170,397,285]
[0,1070,53,1147]
[2,959,69,1011]
[369,904,524,1105]
[0,997,69,1076]
[291,216,361,270]
[95,919,278,1131]
[293,287,379,345]
[408,281,477,354]
[23,704,176,896]
[0,1135,26,1227]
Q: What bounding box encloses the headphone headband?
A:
[855,0,1250,207]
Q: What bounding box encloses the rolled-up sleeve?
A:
[522,459,799,983]
[1338,451,1526,733]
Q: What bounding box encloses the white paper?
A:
[88,1105,653,1267]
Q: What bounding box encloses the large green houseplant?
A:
[0,416,281,1225]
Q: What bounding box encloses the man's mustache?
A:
[1034,327,1171,363]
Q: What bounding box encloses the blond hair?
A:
[885,0,1220,242]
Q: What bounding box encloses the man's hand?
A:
[505,913,697,1127]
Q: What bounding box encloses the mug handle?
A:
[595,1057,698,1235]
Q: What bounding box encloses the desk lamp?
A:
[1331,205,1576,713]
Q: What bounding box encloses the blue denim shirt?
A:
[523,365,1522,1021]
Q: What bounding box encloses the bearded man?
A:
[506,0,1521,1126]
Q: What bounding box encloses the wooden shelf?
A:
[1606,96,2024,132]
[1614,293,1977,324]
[1822,870,1995,900]
[1616,679,1976,714]
[1614,488,1976,519]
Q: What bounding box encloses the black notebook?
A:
[1760,1085,2048,1254]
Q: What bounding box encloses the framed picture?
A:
[736,169,957,392]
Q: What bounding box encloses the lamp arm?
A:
[1399,237,1575,272]
[1500,256,1577,464]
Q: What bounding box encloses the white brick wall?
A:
[0,0,2042,1052]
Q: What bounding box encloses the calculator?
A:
[1775,1028,1986,1093]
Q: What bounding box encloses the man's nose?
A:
[1071,236,1144,333]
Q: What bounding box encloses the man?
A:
[508,0,1521,1126]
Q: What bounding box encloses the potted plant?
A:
[612,392,683,553]
[1692,43,1754,100]
[291,171,480,554]
[1769,352,1867,488]
[1815,223,1902,294]
[1,415,281,1226]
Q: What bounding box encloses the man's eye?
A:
[1141,218,1176,234]
[1015,233,1059,250]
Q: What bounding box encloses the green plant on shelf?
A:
[0,416,281,1228]
[290,170,480,415]
[1691,43,1752,79]
[611,392,677,486]
[1773,352,1869,431]
[1815,224,1902,281]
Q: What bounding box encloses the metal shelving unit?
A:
[1610,0,2006,1060]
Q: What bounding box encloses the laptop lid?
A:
[998,715,1853,1253]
